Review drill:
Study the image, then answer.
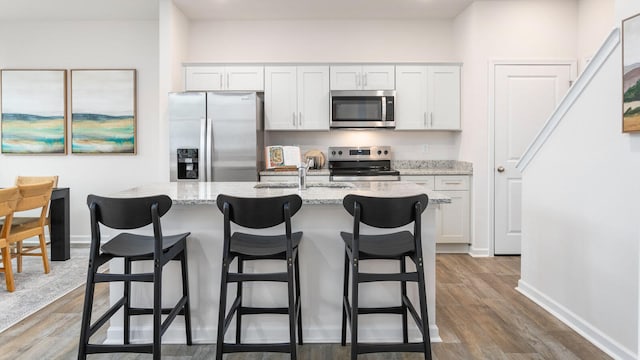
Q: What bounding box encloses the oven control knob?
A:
[384,150,388,155]
[331,151,336,155]
[377,150,382,155]
[338,151,343,155]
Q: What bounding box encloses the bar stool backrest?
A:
[342,194,429,229]
[86,195,172,230]
[216,194,302,229]
[0,187,20,233]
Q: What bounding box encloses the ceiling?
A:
[0,0,503,21]
[172,0,478,20]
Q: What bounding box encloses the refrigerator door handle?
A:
[206,117,213,181]
[199,118,207,181]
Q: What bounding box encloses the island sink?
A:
[254,182,356,189]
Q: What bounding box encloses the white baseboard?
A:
[468,246,490,257]
[516,280,636,360]
[436,243,469,254]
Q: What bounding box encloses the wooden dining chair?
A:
[0,187,20,292]
[13,176,58,272]
[7,181,54,275]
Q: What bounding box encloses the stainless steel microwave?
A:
[330,90,395,129]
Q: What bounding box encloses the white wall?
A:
[517,0,640,357]
[0,19,159,243]
[188,19,455,62]
[159,0,190,182]
[453,0,580,255]
[519,41,640,359]
[578,0,616,71]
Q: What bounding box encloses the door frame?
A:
[488,59,577,256]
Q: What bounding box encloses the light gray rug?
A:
[0,247,90,333]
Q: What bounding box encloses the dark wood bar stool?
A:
[78,195,192,360]
[340,194,432,360]
[215,194,303,360]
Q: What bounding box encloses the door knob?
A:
[497,166,505,173]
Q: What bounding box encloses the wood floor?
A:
[0,255,611,360]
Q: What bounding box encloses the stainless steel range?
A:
[328,146,400,181]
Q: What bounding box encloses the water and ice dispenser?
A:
[177,148,199,180]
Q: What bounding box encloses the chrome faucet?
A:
[298,158,314,190]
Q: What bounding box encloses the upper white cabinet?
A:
[395,65,461,130]
[265,65,330,130]
[330,65,395,90]
[185,65,264,91]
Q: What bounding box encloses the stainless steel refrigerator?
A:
[169,92,264,182]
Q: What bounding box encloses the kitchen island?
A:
[105,181,449,345]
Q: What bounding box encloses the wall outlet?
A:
[422,144,429,153]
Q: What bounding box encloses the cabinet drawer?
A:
[401,175,434,190]
[435,176,469,191]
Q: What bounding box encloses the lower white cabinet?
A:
[402,175,470,244]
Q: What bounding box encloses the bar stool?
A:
[215,194,303,360]
[78,195,192,360]
[340,194,431,360]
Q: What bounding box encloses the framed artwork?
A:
[0,69,67,154]
[71,69,136,154]
[623,13,640,132]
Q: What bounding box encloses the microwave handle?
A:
[381,96,387,122]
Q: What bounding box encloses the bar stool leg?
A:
[235,257,243,344]
[287,257,298,360]
[341,249,349,346]
[124,258,131,344]
[416,256,432,360]
[400,256,409,344]
[216,257,230,360]
[294,254,303,345]
[350,258,359,360]
[153,261,162,360]
[78,255,97,360]
[181,250,193,345]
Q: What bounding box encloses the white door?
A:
[494,64,572,255]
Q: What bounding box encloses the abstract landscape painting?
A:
[71,69,136,153]
[623,13,640,132]
[1,69,66,154]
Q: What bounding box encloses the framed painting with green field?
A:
[71,69,137,154]
[1,69,67,154]
[623,13,640,132]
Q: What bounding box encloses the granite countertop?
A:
[259,161,473,176]
[113,181,451,206]
[260,169,330,176]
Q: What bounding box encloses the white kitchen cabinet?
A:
[402,175,470,244]
[395,66,428,130]
[265,65,329,130]
[185,65,264,91]
[330,65,395,90]
[395,65,461,130]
